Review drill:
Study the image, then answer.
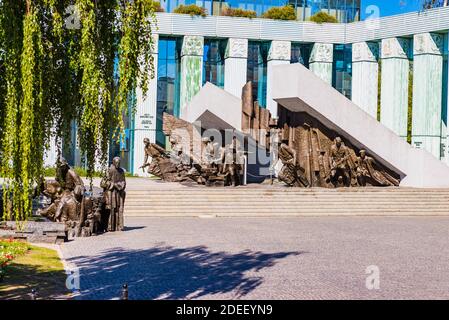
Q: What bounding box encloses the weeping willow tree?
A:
[0,0,157,222]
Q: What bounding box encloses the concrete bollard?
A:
[121,283,128,300]
[30,289,37,300]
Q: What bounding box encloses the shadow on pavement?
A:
[68,245,302,300]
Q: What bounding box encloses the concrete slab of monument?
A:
[272,63,449,188]
[0,221,67,244]
[180,82,242,131]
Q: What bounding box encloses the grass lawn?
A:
[0,244,71,300]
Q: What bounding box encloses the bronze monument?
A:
[356,149,399,187]
[37,157,127,238]
[101,157,126,232]
[276,139,309,187]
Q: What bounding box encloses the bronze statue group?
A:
[37,157,126,238]
[141,133,398,189]
[141,135,245,187]
[277,136,399,188]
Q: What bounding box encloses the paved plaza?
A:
[60,217,449,300]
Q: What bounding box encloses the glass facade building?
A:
[49,5,449,175]
[160,0,361,22]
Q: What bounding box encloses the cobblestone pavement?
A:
[60,217,449,300]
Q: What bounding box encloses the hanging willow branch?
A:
[0,0,157,222]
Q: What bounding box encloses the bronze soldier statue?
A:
[141,137,169,176]
[169,135,192,181]
[101,157,126,232]
[222,136,244,187]
[329,137,352,187]
[356,149,399,187]
[277,139,309,187]
[205,136,222,170]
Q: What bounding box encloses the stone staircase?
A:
[123,180,449,217]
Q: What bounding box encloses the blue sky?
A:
[361,0,422,19]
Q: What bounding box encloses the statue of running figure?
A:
[277,139,309,187]
[140,137,169,176]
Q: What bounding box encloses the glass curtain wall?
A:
[301,0,360,22]
[203,39,226,88]
[247,41,269,108]
[159,0,361,22]
[332,44,352,99]
[157,37,181,146]
[162,0,213,14]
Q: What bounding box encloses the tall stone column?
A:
[412,33,444,159]
[224,38,248,99]
[442,33,449,165]
[351,42,379,118]
[179,35,204,120]
[266,41,291,118]
[132,34,158,176]
[380,37,410,139]
[309,43,333,85]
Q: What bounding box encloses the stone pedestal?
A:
[309,43,333,85]
[352,42,379,118]
[0,221,67,244]
[412,33,444,159]
[179,36,204,120]
[267,41,291,118]
[380,37,410,139]
[224,38,248,99]
[133,35,158,176]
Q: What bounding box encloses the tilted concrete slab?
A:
[180,82,242,131]
[272,63,449,188]
[179,82,271,183]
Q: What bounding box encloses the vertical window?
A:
[157,37,181,146]
[247,41,269,108]
[332,44,352,99]
[291,43,312,68]
[203,39,226,88]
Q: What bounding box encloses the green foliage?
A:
[221,7,257,18]
[308,11,338,23]
[407,62,414,144]
[0,0,157,222]
[173,4,207,17]
[0,239,30,278]
[261,5,296,20]
[150,1,164,12]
